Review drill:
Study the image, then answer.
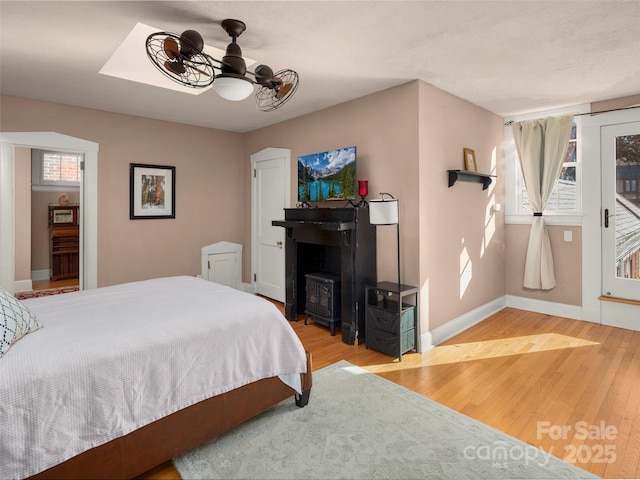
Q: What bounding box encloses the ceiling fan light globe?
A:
[213,75,254,101]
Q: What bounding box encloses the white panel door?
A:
[251,148,290,302]
[601,121,640,302]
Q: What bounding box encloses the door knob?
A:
[277,241,283,248]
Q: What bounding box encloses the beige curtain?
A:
[512,115,574,290]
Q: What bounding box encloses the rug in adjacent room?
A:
[173,360,597,479]
[15,286,79,300]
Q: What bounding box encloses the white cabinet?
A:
[201,242,242,290]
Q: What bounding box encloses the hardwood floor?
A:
[32,278,78,290]
[139,306,640,479]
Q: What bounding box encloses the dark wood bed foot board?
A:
[295,388,311,407]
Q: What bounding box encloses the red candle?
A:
[358,180,368,197]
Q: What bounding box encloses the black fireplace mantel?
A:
[272,220,355,231]
[273,207,377,345]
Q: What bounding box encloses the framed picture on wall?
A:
[130,164,175,219]
[463,148,477,172]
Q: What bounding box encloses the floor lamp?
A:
[369,193,401,287]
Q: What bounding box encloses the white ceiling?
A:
[1,1,639,133]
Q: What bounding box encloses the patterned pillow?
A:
[0,288,43,358]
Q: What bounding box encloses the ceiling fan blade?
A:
[256,69,299,112]
[276,81,293,98]
[164,60,186,75]
[163,37,180,60]
[193,67,211,77]
[191,65,211,76]
[185,60,212,77]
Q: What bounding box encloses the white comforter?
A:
[0,276,307,479]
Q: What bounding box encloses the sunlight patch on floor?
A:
[364,333,599,374]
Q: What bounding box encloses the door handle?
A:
[277,241,283,248]
[604,208,616,228]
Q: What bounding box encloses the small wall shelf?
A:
[447,170,495,190]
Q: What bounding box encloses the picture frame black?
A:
[129,163,175,219]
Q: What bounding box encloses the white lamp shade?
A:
[369,199,398,225]
[212,76,254,101]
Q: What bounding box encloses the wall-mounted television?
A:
[298,146,356,202]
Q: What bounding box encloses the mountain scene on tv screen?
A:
[298,146,356,202]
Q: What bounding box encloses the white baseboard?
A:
[422,295,638,352]
[419,330,433,352]
[429,297,507,347]
[14,279,33,293]
[505,295,583,321]
[31,269,50,281]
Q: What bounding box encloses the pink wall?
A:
[242,82,420,287]
[1,95,245,287]
[592,94,640,112]
[3,84,506,336]
[3,89,634,336]
[418,82,505,330]
[506,224,582,305]
[244,81,505,332]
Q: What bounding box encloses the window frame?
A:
[504,104,589,226]
[31,149,82,192]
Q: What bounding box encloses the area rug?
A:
[15,286,79,300]
[173,361,597,479]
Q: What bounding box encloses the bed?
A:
[0,276,312,479]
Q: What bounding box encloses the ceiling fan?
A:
[146,19,299,112]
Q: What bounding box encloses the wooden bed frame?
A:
[30,351,313,480]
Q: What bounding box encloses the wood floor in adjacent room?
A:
[32,278,79,290]
[140,306,640,479]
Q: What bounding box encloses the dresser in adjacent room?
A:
[48,205,79,281]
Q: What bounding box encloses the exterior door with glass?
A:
[601,121,640,302]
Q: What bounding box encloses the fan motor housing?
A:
[221,43,246,75]
[254,65,276,88]
[179,30,204,57]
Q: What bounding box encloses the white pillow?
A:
[1,288,43,358]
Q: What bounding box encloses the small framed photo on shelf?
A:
[463,148,477,172]
[130,164,176,219]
